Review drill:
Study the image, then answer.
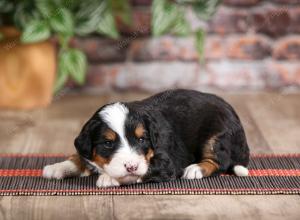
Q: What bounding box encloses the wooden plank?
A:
[0,119,81,154]
[0,196,113,220]
[247,93,300,153]
[113,195,300,220]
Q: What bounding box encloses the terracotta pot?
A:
[0,27,56,110]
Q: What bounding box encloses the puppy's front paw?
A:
[96,173,120,188]
[136,177,143,183]
[43,160,80,179]
[182,164,203,179]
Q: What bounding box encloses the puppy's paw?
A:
[43,160,80,179]
[96,173,120,188]
[182,164,203,179]
[136,177,143,183]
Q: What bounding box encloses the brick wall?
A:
[73,0,300,92]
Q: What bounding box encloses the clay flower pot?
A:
[0,27,56,109]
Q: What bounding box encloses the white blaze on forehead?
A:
[99,102,129,137]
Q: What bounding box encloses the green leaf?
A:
[110,0,132,26]
[195,28,205,62]
[171,10,191,36]
[49,8,74,35]
[60,49,87,85]
[61,0,80,10]
[67,50,87,84]
[192,0,221,20]
[21,20,51,43]
[76,0,105,19]
[14,3,41,29]
[35,0,56,18]
[96,5,119,39]
[54,64,68,93]
[152,0,191,37]
[75,1,106,35]
[0,0,13,13]
[58,34,71,50]
[151,0,179,36]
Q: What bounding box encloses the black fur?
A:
[75,89,250,182]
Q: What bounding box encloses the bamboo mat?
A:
[0,154,299,195]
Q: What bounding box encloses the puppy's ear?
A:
[74,118,101,159]
[143,112,192,179]
[144,112,174,150]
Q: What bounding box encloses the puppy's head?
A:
[74,102,154,184]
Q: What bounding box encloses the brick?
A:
[273,36,300,60]
[130,35,272,61]
[130,36,225,61]
[83,61,300,92]
[226,35,271,59]
[270,0,300,4]
[130,0,151,6]
[205,60,300,89]
[209,5,300,36]
[203,61,268,89]
[250,6,291,37]
[289,7,300,33]
[86,64,121,90]
[117,7,151,36]
[209,7,249,34]
[130,36,226,61]
[72,37,129,63]
[114,62,200,91]
[85,62,201,91]
[223,0,262,6]
[204,36,226,60]
[266,61,300,86]
[130,36,199,61]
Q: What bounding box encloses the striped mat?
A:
[0,154,299,195]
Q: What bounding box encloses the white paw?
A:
[182,164,203,179]
[96,173,120,188]
[233,165,249,177]
[136,177,142,183]
[43,160,80,179]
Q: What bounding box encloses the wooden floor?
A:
[0,92,299,220]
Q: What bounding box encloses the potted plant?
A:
[0,0,128,109]
[0,0,220,109]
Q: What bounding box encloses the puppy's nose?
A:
[124,163,138,173]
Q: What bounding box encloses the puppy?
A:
[43,89,250,187]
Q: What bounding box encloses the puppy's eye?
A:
[104,141,113,148]
[138,137,145,143]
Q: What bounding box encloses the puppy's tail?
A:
[232,165,249,177]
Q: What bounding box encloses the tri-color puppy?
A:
[43,89,250,187]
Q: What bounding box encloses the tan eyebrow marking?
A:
[135,124,145,138]
[103,129,116,141]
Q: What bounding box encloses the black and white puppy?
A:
[43,89,250,187]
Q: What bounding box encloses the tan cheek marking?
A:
[145,148,154,162]
[92,149,111,168]
[103,129,116,141]
[135,124,145,138]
